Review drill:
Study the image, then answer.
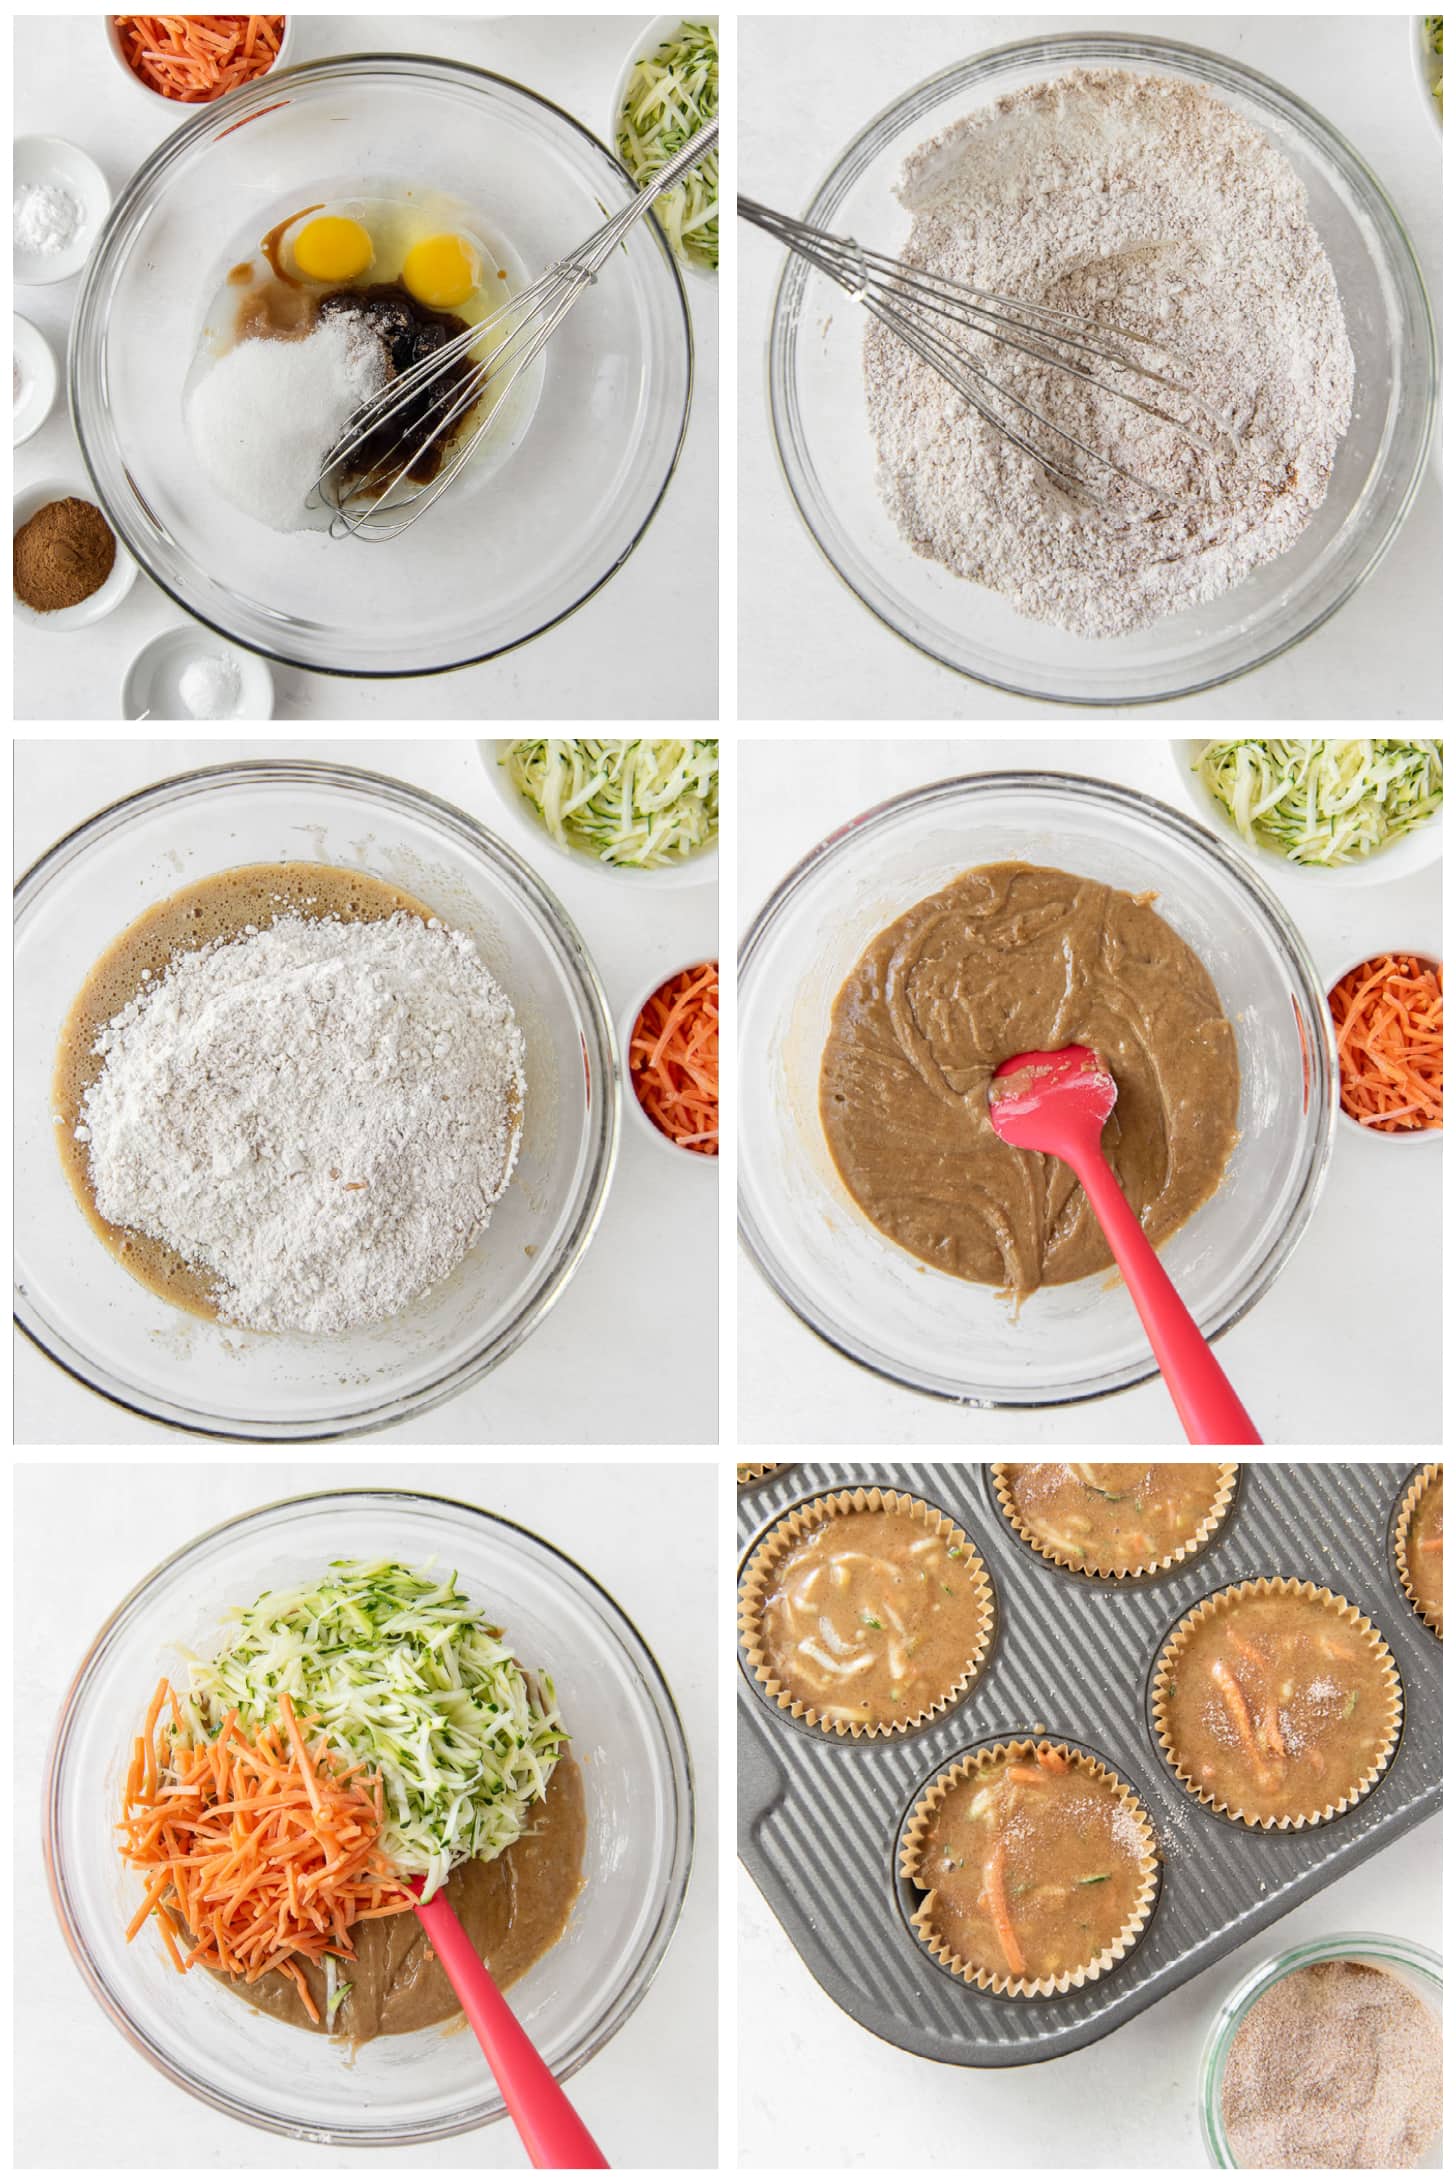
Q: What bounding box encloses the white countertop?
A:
[15,1459,717,2169]
[737,13,1442,721]
[739,1809,1440,2168]
[15,739,718,1445]
[13,15,717,720]
[737,738,1442,1447]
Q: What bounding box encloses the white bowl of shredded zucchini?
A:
[1171,740,1444,886]
[486,739,719,885]
[1413,16,1443,134]
[611,15,719,277]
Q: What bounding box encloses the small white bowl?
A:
[13,137,111,287]
[620,956,720,1165]
[482,741,720,890]
[1169,740,1444,889]
[13,316,58,444]
[1326,943,1443,1147]
[122,627,274,721]
[103,14,297,108]
[1412,15,1443,139]
[609,14,719,283]
[13,477,136,630]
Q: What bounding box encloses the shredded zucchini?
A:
[503,738,718,868]
[1427,17,1443,109]
[1192,740,1442,867]
[181,1559,565,1901]
[617,19,719,271]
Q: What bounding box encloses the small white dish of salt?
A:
[122,628,274,721]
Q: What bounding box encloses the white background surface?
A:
[13,14,718,720]
[739,1803,1440,2169]
[737,13,1442,720]
[737,738,1443,1447]
[14,1459,718,2168]
[15,737,719,1444]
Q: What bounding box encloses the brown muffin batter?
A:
[1161,1589,1399,1825]
[53,862,441,1319]
[998,1462,1232,1576]
[209,1751,586,2039]
[819,862,1240,1296]
[758,1504,988,1730]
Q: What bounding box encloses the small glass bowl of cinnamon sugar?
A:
[1200,1932,1443,2168]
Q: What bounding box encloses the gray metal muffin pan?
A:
[738,1460,1441,2066]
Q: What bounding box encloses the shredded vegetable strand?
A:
[1329,953,1442,1132]
[1193,740,1442,867]
[630,960,719,1151]
[504,738,718,869]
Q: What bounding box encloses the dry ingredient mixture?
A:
[1222,1960,1442,2167]
[13,495,117,611]
[58,866,525,1334]
[865,70,1355,637]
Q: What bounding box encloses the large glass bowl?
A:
[70,55,693,677]
[767,33,1436,706]
[43,1488,694,2145]
[14,762,618,1438]
[738,772,1336,1410]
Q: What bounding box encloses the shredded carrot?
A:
[1329,952,1442,1134]
[118,1680,413,2020]
[1034,1746,1069,1774]
[980,1840,1026,1977]
[112,17,285,102]
[1209,1658,1276,1785]
[1006,1765,1044,1785]
[629,960,718,1154]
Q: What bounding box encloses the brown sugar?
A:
[1222,1959,1441,2167]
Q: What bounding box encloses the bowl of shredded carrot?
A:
[623,959,719,1158]
[1328,950,1443,1139]
[107,17,293,105]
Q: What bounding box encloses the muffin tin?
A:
[738,1461,1441,2066]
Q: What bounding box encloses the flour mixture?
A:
[864,70,1355,637]
[54,864,525,1334]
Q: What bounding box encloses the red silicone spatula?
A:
[409,1882,608,2168]
[988,1045,1261,1446]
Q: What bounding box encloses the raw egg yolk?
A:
[403,233,481,310]
[293,216,374,283]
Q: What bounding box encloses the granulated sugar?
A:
[76,912,525,1334]
[864,70,1355,637]
[1222,1959,1441,2167]
[185,316,387,532]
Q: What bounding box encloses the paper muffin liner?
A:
[738,1486,994,1740]
[736,1464,782,1487]
[1394,1463,1443,1639]
[992,1462,1239,1580]
[899,1739,1159,1996]
[1151,1576,1403,1830]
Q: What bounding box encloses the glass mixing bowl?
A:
[44,1488,695,2145]
[767,33,1436,706]
[70,56,692,676]
[14,762,617,1438]
[738,772,1336,1409]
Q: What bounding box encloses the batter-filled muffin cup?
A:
[737,1464,783,1487]
[1152,1577,1403,1829]
[993,1462,1238,1580]
[738,1486,993,1739]
[1394,1463,1443,1639]
[900,1739,1158,1996]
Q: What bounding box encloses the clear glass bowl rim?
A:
[42,1485,696,2145]
[13,758,620,1438]
[737,768,1338,1409]
[1198,1930,1442,2166]
[68,51,694,679]
[767,29,1438,708]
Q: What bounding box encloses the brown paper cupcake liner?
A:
[992,1462,1239,1580]
[736,1464,782,1487]
[1394,1463,1443,1639]
[899,1739,1159,1997]
[1151,1576,1403,1831]
[737,1486,994,1740]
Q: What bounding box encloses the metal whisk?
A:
[740,196,1233,505]
[315,119,719,541]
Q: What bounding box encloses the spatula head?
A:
[988,1044,1118,1159]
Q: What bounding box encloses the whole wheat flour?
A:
[864,70,1355,637]
[76,912,525,1335]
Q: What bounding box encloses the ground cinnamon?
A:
[13,495,115,611]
